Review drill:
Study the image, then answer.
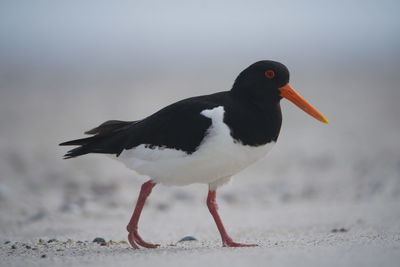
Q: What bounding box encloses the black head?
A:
[231,60,329,124]
[231,60,290,103]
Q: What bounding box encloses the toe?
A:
[134,232,160,248]
[127,233,140,249]
[224,241,257,247]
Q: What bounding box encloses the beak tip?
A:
[321,117,329,124]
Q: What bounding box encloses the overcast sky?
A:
[0,0,399,79]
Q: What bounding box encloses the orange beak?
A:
[279,84,329,124]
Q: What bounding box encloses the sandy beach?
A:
[1,196,399,267]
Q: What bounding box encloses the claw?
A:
[128,232,159,249]
[133,232,160,248]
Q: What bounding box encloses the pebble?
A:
[11,244,17,249]
[47,238,58,243]
[331,228,349,233]
[93,237,106,243]
[41,254,47,258]
[4,241,11,244]
[25,245,31,249]
[178,236,197,242]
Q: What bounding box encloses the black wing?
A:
[59,93,225,159]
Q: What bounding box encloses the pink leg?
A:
[126,181,159,249]
[207,190,257,247]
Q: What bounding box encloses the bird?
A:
[60,60,328,248]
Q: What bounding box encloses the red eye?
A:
[264,70,275,79]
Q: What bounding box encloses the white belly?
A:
[117,106,275,186]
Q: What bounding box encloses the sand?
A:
[1,198,399,267]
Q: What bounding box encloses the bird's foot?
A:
[128,231,160,249]
[223,240,258,247]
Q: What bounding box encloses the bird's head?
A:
[232,60,329,124]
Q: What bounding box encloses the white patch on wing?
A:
[117,106,275,186]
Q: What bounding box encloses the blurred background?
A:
[0,0,399,240]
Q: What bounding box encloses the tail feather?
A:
[60,120,135,159]
[59,136,97,146]
[85,120,134,135]
[59,135,104,159]
[62,145,93,159]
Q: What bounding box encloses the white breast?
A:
[117,106,275,186]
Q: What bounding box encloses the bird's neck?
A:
[228,89,283,144]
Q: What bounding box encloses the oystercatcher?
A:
[60,60,328,248]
